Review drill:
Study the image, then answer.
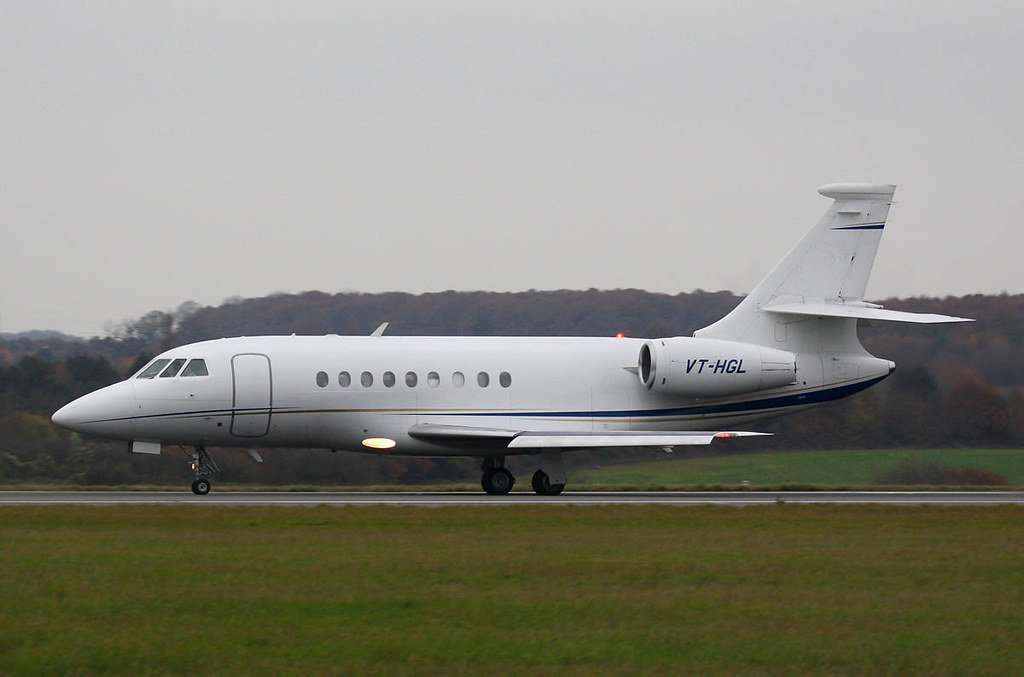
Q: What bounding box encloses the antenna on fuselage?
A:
[371,322,389,337]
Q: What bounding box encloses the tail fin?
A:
[696,182,896,347]
[696,182,970,352]
[696,182,971,391]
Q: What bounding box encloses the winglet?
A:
[371,322,389,337]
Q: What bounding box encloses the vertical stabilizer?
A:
[695,183,896,349]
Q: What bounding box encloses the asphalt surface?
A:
[2,491,1024,505]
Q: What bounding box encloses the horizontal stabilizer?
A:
[765,302,973,324]
[409,423,769,449]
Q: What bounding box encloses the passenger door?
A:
[231,353,272,437]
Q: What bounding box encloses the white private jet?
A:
[52,183,970,495]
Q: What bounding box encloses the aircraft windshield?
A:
[159,359,187,378]
[180,359,209,377]
[136,357,209,379]
[136,359,171,379]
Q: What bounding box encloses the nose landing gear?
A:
[187,446,219,495]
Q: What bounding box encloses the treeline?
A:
[1,290,1021,485]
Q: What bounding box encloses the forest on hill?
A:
[1,289,1022,485]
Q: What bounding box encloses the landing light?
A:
[362,437,397,450]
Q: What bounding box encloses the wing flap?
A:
[508,430,769,449]
[765,302,972,324]
[409,423,768,449]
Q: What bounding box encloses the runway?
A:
[2,490,1024,505]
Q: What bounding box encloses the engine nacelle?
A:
[638,337,797,398]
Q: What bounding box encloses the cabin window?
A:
[452,371,465,387]
[180,359,209,377]
[361,371,373,387]
[136,359,171,379]
[383,371,396,388]
[427,371,440,387]
[499,371,512,388]
[405,371,418,387]
[160,358,187,378]
[316,371,329,388]
[477,371,490,388]
[339,371,351,387]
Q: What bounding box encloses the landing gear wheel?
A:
[532,469,565,496]
[482,468,515,495]
[185,446,219,495]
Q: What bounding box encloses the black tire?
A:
[191,478,211,495]
[482,468,514,495]
[532,469,565,496]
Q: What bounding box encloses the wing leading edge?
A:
[408,423,769,449]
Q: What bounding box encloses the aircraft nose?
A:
[52,381,136,439]
[50,402,74,429]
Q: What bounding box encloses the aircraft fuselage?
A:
[53,334,892,456]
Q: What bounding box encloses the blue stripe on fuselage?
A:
[831,223,885,231]
[442,374,889,419]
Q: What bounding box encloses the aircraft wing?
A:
[765,301,972,324]
[408,423,769,449]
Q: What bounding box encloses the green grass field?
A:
[574,448,1024,487]
[2,505,1023,675]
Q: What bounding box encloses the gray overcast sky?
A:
[2,1,1021,335]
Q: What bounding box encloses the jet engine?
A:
[638,337,797,398]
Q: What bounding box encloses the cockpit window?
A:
[180,359,209,377]
[159,358,187,378]
[136,359,171,379]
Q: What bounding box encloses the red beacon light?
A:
[614,332,625,339]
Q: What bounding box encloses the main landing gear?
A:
[187,446,219,495]
[531,469,565,496]
[481,456,515,495]
[480,455,568,496]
